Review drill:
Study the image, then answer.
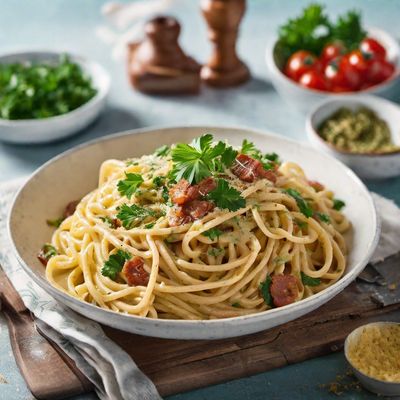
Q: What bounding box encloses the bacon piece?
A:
[308,180,325,192]
[37,250,49,266]
[63,200,80,219]
[169,178,216,205]
[168,206,192,226]
[232,154,277,183]
[270,275,299,307]
[183,200,214,220]
[122,257,149,286]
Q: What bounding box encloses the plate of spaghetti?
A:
[8,126,379,339]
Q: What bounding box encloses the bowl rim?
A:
[266,26,400,96]
[7,124,381,328]
[306,94,400,157]
[0,50,110,126]
[344,321,400,387]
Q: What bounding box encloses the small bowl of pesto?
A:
[306,95,400,179]
[344,322,400,396]
[0,51,110,144]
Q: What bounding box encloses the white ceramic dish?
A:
[0,51,110,144]
[344,322,400,396]
[306,95,400,179]
[266,28,400,114]
[8,126,380,339]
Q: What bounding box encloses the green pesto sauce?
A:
[318,107,400,154]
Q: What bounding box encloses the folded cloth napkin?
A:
[0,178,162,400]
[0,178,399,400]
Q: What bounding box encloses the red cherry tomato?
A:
[321,42,346,65]
[324,56,361,91]
[360,37,387,60]
[299,70,327,91]
[284,50,320,82]
[347,50,370,80]
[366,58,395,85]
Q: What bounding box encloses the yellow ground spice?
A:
[347,324,400,382]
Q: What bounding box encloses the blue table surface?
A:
[1,1,399,399]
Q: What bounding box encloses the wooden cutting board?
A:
[3,267,400,399]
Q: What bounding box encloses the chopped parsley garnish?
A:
[241,139,261,157]
[126,160,139,166]
[232,302,240,308]
[301,272,321,287]
[294,219,308,229]
[284,188,313,218]
[153,176,165,188]
[316,212,331,224]
[101,250,131,280]
[333,198,346,211]
[171,134,239,184]
[42,244,57,259]
[240,139,280,170]
[144,223,155,229]
[273,256,290,265]
[100,216,116,228]
[207,179,246,211]
[259,276,273,307]
[117,172,144,199]
[116,204,157,229]
[161,186,169,203]
[264,152,280,163]
[46,217,64,228]
[154,145,170,157]
[203,227,223,241]
[208,247,224,257]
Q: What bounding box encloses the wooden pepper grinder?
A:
[201,0,250,87]
[127,16,201,94]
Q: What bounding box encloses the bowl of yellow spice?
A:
[306,95,400,179]
[344,322,400,396]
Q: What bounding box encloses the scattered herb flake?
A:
[46,217,64,228]
[259,276,273,307]
[101,250,132,280]
[208,247,224,257]
[207,179,246,211]
[155,145,170,157]
[316,212,331,224]
[117,172,144,199]
[333,198,346,211]
[284,188,313,218]
[232,302,240,308]
[202,227,223,241]
[301,272,321,286]
[116,204,156,229]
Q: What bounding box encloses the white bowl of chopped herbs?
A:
[0,51,110,143]
[265,4,400,114]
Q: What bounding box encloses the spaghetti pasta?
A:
[44,135,350,320]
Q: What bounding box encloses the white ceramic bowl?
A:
[344,322,400,396]
[266,28,400,114]
[306,95,400,179]
[0,51,110,144]
[8,126,380,339]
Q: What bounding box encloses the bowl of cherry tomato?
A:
[266,4,400,113]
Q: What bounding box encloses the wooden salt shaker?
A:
[127,16,201,95]
[201,0,250,87]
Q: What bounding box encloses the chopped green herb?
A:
[46,217,64,228]
[0,55,97,120]
[264,152,280,163]
[144,223,155,229]
[273,256,290,265]
[41,244,57,259]
[208,247,224,257]
[259,276,273,307]
[117,172,144,199]
[161,186,169,203]
[333,198,346,211]
[101,250,131,280]
[116,204,156,229]
[294,219,308,229]
[207,179,246,211]
[316,212,331,224]
[155,145,170,157]
[100,216,118,228]
[301,272,321,286]
[232,302,240,308]
[153,176,165,188]
[240,139,280,170]
[241,139,261,158]
[284,188,313,218]
[126,160,139,166]
[202,227,223,241]
[221,146,238,168]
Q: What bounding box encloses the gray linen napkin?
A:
[0,178,162,400]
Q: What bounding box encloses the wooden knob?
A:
[201,0,250,87]
[127,16,201,95]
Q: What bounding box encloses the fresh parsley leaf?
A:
[116,204,156,229]
[316,212,331,224]
[284,188,313,218]
[42,244,57,259]
[241,139,262,158]
[232,302,240,308]
[208,247,224,257]
[144,223,155,229]
[259,276,273,307]
[333,198,346,211]
[46,217,64,228]
[154,145,170,157]
[203,228,223,241]
[301,272,321,287]
[161,186,169,203]
[221,146,238,168]
[117,173,144,199]
[264,152,280,163]
[207,179,246,211]
[331,10,366,50]
[153,176,165,188]
[126,160,139,166]
[101,250,131,280]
